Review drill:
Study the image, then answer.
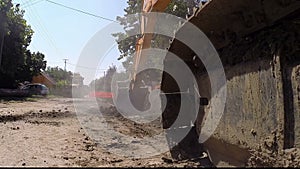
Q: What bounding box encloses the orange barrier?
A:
[89,91,113,98]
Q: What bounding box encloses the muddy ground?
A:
[0,97,299,167]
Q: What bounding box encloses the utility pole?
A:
[103,71,106,91]
[63,59,68,71]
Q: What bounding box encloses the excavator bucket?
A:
[161,0,300,164]
[190,0,300,49]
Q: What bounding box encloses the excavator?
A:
[115,0,300,166]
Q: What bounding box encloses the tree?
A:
[90,65,117,92]
[45,66,73,87]
[0,0,11,42]
[72,73,84,86]
[15,51,47,84]
[114,0,189,61]
[113,0,191,82]
[0,0,47,88]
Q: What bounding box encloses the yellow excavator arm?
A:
[143,0,172,13]
[131,0,171,85]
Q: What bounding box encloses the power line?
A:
[46,61,61,64]
[19,0,40,6]
[66,62,126,72]
[21,0,44,8]
[20,0,64,60]
[66,62,109,71]
[45,0,119,23]
[30,2,63,57]
[65,44,123,71]
[19,0,33,6]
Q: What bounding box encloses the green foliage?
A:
[90,65,118,92]
[113,0,191,82]
[56,80,69,88]
[72,73,84,86]
[0,0,46,88]
[112,0,143,63]
[45,66,73,86]
[15,51,46,84]
[165,0,189,18]
[0,0,12,34]
[113,0,190,66]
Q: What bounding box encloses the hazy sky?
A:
[12,0,128,84]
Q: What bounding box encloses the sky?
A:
[11,0,128,84]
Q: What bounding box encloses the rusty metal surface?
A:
[166,0,300,63]
[190,0,300,49]
[160,0,300,162]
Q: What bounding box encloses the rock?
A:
[162,157,173,164]
[264,136,274,148]
[131,140,140,144]
[63,157,69,160]
[11,126,20,130]
[250,129,257,137]
[284,148,297,153]
[111,159,123,163]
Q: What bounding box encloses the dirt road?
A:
[1,97,299,167]
[0,97,210,167]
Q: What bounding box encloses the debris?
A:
[162,157,173,164]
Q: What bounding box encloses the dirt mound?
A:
[248,148,300,167]
[100,105,163,138]
[247,133,300,167]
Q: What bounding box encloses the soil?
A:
[0,96,299,167]
[0,97,207,167]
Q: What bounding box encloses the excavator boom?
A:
[131,0,172,84]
